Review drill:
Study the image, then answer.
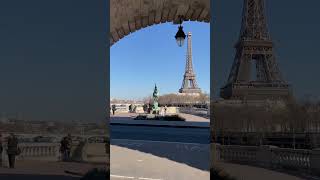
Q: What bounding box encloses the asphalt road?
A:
[110,124,210,144]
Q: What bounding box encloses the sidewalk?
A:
[0,161,105,176]
[111,143,209,180]
[215,162,309,180]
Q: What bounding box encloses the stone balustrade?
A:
[178,107,210,118]
[213,143,320,175]
[1,143,60,167]
[1,139,108,167]
[18,143,60,161]
[216,144,258,165]
[271,147,311,170]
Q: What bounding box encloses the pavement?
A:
[176,113,209,122]
[111,140,210,180]
[215,162,317,180]
[0,161,106,180]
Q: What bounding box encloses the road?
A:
[110,124,210,144]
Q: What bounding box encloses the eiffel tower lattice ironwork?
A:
[220,0,291,100]
[179,32,201,94]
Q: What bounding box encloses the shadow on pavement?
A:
[111,140,210,171]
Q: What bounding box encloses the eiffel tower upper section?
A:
[220,0,291,101]
[239,0,270,42]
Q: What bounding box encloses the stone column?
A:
[0,145,3,167]
[1,145,9,168]
[55,144,61,161]
[81,142,88,162]
[257,145,276,168]
[310,148,320,174]
[211,143,216,172]
[211,143,220,164]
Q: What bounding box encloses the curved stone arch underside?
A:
[111,0,210,46]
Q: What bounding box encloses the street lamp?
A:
[175,17,186,47]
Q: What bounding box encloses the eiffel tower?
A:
[220,0,291,101]
[179,32,201,94]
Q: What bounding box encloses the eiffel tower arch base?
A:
[179,88,202,94]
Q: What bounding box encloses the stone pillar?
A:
[0,146,3,167]
[211,143,220,164]
[1,145,9,168]
[55,144,61,161]
[257,145,276,168]
[81,143,88,162]
[310,148,320,174]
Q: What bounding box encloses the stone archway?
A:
[110,0,210,46]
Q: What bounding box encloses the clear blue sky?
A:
[111,22,210,100]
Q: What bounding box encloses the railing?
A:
[179,107,210,118]
[1,139,108,167]
[1,143,60,167]
[217,145,258,165]
[1,143,60,162]
[271,147,311,170]
[213,143,320,175]
[18,143,60,161]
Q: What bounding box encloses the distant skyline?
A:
[213,0,320,100]
[111,22,210,100]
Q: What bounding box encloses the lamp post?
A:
[175,17,186,47]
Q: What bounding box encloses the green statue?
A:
[152,84,160,114]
